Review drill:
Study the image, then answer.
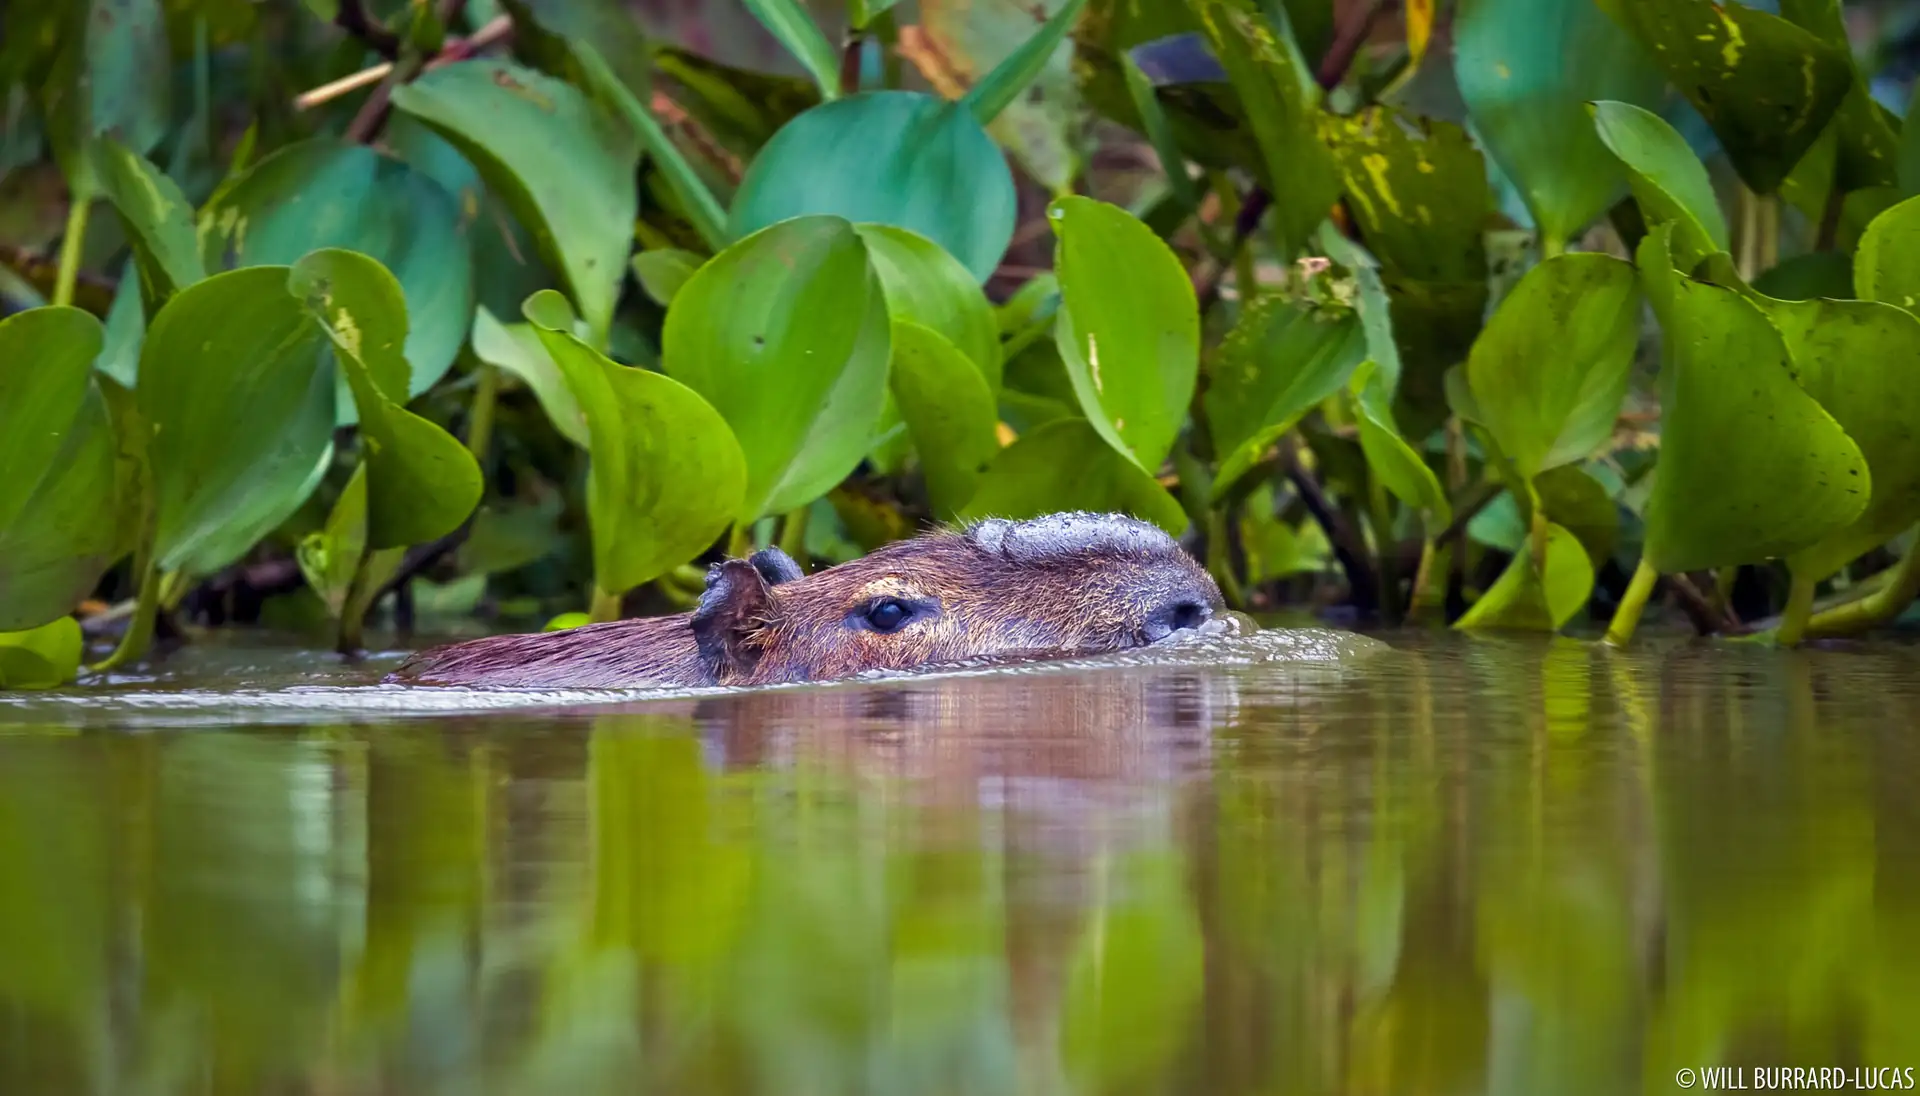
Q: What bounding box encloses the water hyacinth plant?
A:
[2,0,1920,687]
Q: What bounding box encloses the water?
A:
[2,628,1919,1095]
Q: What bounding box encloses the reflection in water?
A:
[3,634,1920,1094]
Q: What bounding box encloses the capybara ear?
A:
[748,546,805,586]
[692,559,779,681]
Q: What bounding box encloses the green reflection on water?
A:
[3,633,1920,1095]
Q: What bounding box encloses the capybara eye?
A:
[864,598,913,633]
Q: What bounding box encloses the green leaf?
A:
[290,250,483,551]
[856,224,1001,390]
[526,291,747,595]
[961,0,1088,125]
[741,0,843,100]
[1186,0,1338,257]
[0,386,121,633]
[138,266,336,577]
[730,91,1017,283]
[1635,229,1867,574]
[1533,464,1620,567]
[391,60,640,343]
[91,136,205,313]
[1590,100,1729,271]
[1454,522,1593,631]
[1205,296,1365,501]
[199,139,475,423]
[296,464,369,619]
[1758,297,1920,582]
[1465,253,1641,481]
[1600,0,1853,195]
[1324,108,1488,287]
[1753,252,1853,302]
[0,307,121,631]
[889,321,1000,519]
[1855,195,1920,313]
[661,216,891,522]
[32,0,172,193]
[0,307,101,532]
[1454,0,1664,247]
[631,249,705,309]
[1050,196,1199,471]
[1352,360,1449,528]
[470,306,589,448]
[0,617,83,690]
[962,418,1189,536]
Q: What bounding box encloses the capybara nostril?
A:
[1144,598,1212,643]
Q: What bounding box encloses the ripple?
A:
[0,624,1390,729]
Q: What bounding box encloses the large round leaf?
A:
[1760,298,1920,581]
[92,136,204,313]
[1454,0,1665,247]
[289,250,484,551]
[0,308,121,631]
[960,418,1188,536]
[1855,194,1920,313]
[1052,196,1199,472]
[1324,109,1488,287]
[0,308,101,532]
[1205,296,1365,501]
[856,224,1001,389]
[0,396,120,633]
[0,617,84,691]
[138,266,336,577]
[661,216,892,522]
[526,292,746,596]
[1600,0,1852,194]
[888,321,1000,519]
[1465,253,1641,481]
[392,61,637,346]
[1636,230,1867,574]
[200,139,474,423]
[1591,100,1729,271]
[729,91,1017,283]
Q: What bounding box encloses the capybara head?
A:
[391,512,1225,690]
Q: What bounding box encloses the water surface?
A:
[2,629,1918,1095]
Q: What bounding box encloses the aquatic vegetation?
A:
[4,0,1920,687]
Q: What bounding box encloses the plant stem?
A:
[1804,532,1920,638]
[1205,508,1247,611]
[726,522,752,559]
[776,505,810,563]
[588,585,624,624]
[1774,570,1817,647]
[1367,474,1400,621]
[53,195,90,308]
[90,561,161,673]
[465,361,498,460]
[1407,537,1444,624]
[1538,231,1565,261]
[1604,560,1659,647]
[1736,184,1760,282]
[1756,192,1779,274]
[338,554,377,654]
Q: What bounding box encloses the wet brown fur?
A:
[390,514,1222,690]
